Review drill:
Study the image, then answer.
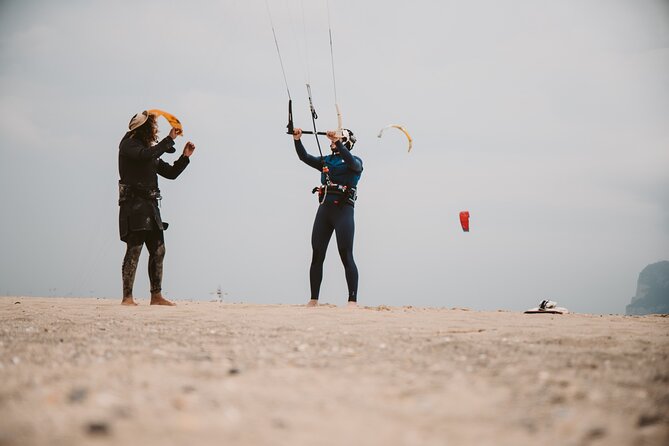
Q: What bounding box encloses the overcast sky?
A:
[1,0,667,313]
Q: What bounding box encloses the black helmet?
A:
[341,128,356,150]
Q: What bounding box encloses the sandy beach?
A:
[0,297,667,446]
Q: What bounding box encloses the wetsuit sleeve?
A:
[335,141,363,173]
[157,155,190,180]
[294,139,323,171]
[120,136,176,160]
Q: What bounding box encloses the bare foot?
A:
[150,293,176,306]
[306,299,318,308]
[346,301,358,309]
[121,297,138,306]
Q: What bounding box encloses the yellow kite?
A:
[149,109,183,135]
[377,124,412,152]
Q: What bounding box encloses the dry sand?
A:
[0,297,667,446]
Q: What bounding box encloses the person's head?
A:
[331,128,356,152]
[127,111,158,146]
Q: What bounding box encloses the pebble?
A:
[86,421,110,436]
[68,387,88,403]
[182,385,197,393]
[584,426,607,440]
[113,406,132,418]
[637,413,661,427]
[550,394,566,404]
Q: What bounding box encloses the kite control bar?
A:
[287,130,328,135]
[286,99,327,135]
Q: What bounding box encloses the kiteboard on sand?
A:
[524,300,569,314]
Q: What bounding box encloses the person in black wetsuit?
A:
[293,127,363,308]
[118,111,195,306]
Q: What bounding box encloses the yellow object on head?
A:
[148,109,183,135]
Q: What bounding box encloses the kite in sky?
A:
[377,124,413,152]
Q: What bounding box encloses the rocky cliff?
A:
[626,261,669,315]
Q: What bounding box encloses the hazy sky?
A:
[1,0,667,314]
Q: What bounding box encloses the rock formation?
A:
[626,261,669,315]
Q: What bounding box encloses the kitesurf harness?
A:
[118,182,161,205]
[312,180,357,206]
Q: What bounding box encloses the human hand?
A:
[169,127,182,139]
[183,141,195,157]
[326,130,340,142]
[293,128,302,140]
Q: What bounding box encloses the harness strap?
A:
[118,183,161,203]
[311,183,357,205]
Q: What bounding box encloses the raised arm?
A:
[334,141,363,173]
[293,130,323,171]
[157,156,189,180]
[119,135,176,160]
[157,141,195,180]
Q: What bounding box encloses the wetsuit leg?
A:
[333,205,359,302]
[310,205,335,300]
[144,230,166,294]
[122,231,146,297]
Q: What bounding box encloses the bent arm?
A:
[294,139,323,171]
[335,141,363,173]
[120,135,175,160]
[157,155,190,180]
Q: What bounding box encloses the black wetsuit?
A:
[118,133,190,296]
[295,139,363,302]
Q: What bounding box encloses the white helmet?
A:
[341,128,356,150]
